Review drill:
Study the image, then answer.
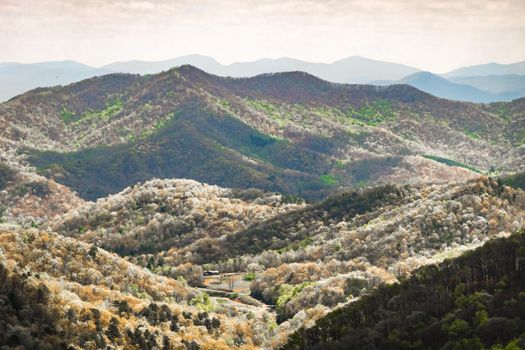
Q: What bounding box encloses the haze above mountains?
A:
[2,55,525,103]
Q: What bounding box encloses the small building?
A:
[203,270,220,276]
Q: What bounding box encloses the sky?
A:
[0,0,524,73]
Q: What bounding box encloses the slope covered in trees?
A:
[241,177,525,325]
[284,230,525,350]
[0,229,278,349]
[40,175,525,343]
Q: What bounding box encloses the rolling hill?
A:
[0,228,278,349]
[3,175,523,349]
[51,178,303,257]
[0,161,85,227]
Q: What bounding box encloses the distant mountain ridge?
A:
[402,72,495,102]
[374,71,522,103]
[1,55,525,102]
[449,74,525,95]
[102,55,420,84]
[443,61,525,78]
[0,60,113,102]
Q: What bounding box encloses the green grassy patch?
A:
[74,99,124,124]
[243,272,256,281]
[348,99,396,126]
[138,112,177,140]
[190,292,214,312]
[278,237,314,253]
[320,174,337,186]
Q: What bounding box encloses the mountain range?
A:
[0,62,524,349]
[2,55,525,102]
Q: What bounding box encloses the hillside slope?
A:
[0,172,523,348]
[216,177,525,325]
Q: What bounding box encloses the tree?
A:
[106,317,121,342]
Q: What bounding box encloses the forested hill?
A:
[0,66,522,200]
[283,230,525,350]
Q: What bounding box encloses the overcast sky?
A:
[1,0,524,72]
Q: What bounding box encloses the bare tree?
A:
[228,275,236,291]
